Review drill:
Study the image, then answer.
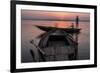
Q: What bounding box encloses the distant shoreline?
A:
[22,19,90,22]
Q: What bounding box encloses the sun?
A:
[52,22,71,28]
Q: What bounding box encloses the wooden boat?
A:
[35,16,81,34]
[35,25,81,34]
[30,16,80,62]
[37,29,78,62]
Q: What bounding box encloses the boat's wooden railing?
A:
[30,40,46,62]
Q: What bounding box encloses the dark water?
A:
[21,20,90,62]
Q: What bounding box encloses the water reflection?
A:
[21,21,90,63]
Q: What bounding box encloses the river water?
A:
[21,20,90,62]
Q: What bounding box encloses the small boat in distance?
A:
[35,16,81,34]
[35,25,81,34]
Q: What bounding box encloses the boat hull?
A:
[36,25,81,34]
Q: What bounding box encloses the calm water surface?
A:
[21,20,90,62]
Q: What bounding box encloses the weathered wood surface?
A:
[39,37,77,61]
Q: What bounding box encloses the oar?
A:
[30,40,46,56]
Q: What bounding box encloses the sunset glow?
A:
[21,10,90,28]
[46,12,71,20]
[51,22,71,28]
[21,10,90,62]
